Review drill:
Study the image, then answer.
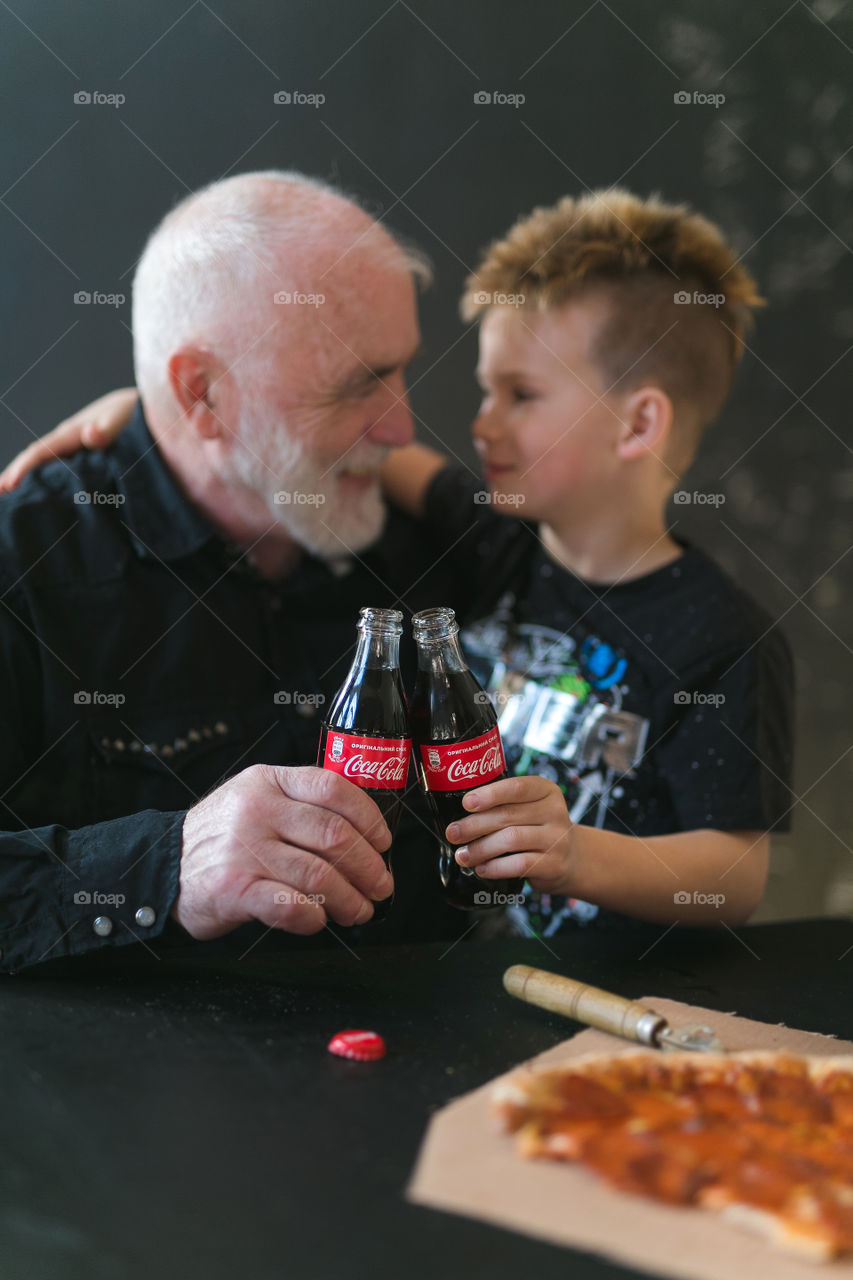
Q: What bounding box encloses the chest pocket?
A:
[86,704,248,821]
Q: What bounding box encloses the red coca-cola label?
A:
[322,730,410,790]
[419,726,506,792]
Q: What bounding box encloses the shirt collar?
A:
[106,402,387,585]
[108,401,220,562]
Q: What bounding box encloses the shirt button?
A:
[93,916,113,937]
[135,906,156,928]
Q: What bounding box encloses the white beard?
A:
[229,397,389,561]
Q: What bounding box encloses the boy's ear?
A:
[616,385,673,462]
[167,348,223,440]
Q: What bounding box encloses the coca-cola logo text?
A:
[321,730,410,790]
[419,728,506,792]
[343,754,407,783]
[446,746,503,783]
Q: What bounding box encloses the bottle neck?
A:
[415,631,467,675]
[349,628,402,677]
[413,607,467,675]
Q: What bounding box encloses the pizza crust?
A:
[706,1196,836,1263]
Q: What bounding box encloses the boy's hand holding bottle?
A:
[444,774,576,894]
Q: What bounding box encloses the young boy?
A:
[2,189,793,936]
[383,188,793,935]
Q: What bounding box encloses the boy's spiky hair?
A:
[461,189,763,461]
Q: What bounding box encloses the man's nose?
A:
[366,380,415,448]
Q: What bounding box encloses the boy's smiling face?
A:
[473,299,629,521]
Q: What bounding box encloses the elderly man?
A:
[0,170,462,973]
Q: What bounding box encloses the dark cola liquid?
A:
[411,668,525,910]
[319,663,410,921]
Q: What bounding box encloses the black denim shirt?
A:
[0,404,462,972]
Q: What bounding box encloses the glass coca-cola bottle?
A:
[410,607,525,910]
[317,607,411,920]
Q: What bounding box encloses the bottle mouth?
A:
[412,606,458,643]
[358,606,404,637]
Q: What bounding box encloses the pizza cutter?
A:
[503,964,726,1053]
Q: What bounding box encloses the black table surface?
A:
[3,918,852,1280]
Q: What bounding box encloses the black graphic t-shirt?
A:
[424,467,794,936]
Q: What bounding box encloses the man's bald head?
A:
[131,170,430,418]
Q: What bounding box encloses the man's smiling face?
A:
[231,251,421,559]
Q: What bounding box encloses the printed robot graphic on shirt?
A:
[462,591,649,932]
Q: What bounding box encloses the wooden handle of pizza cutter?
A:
[503,965,667,1045]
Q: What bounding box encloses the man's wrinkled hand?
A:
[173,763,394,939]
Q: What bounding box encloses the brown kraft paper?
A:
[407,997,853,1280]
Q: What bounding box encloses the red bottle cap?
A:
[327,1029,386,1061]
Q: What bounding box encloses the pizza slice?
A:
[493,1050,853,1262]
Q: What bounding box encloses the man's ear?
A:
[167,348,223,440]
[616,385,673,462]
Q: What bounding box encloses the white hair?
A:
[231,382,390,558]
[131,169,431,411]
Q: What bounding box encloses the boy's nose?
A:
[472,406,503,445]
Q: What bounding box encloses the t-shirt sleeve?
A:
[653,624,794,834]
[422,463,501,563]
[421,465,530,609]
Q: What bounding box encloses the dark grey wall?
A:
[1,0,851,920]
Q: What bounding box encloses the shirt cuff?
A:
[0,809,184,973]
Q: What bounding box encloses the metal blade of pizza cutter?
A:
[656,1023,725,1053]
[503,965,727,1053]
